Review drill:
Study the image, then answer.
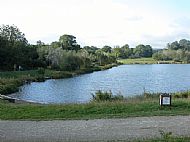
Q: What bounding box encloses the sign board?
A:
[160,93,171,106]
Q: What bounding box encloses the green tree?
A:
[112,46,122,58]
[179,39,190,51]
[120,44,132,58]
[0,24,27,45]
[167,41,180,50]
[59,34,80,51]
[0,24,41,70]
[51,41,61,48]
[134,44,153,58]
[101,45,112,53]
[83,46,99,54]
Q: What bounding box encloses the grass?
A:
[118,58,176,64]
[1,93,190,120]
[118,58,157,64]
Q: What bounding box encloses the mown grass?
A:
[0,95,190,120]
[118,58,157,64]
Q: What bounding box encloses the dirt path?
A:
[1,116,190,142]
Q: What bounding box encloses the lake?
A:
[10,64,190,104]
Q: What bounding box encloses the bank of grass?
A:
[0,91,190,120]
[118,58,157,64]
[0,63,118,95]
[118,58,177,64]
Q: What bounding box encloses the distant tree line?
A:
[153,39,190,63]
[1,24,189,71]
[0,25,154,71]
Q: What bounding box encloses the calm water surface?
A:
[10,64,190,103]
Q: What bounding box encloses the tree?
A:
[0,24,41,70]
[36,40,45,46]
[134,44,153,58]
[59,34,80,51]
[112,47,122,58]
[167,41,180,50]
[120,44,132,58]
[101,45,112,53]
[0,24,27,45]
[83,46,99,54]
[179,39,190,51]
[51,41,61,48]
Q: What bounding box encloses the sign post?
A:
[160,93,171,109]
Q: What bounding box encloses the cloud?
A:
[125,16,143,22]
[0,0,190,48]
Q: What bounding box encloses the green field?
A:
[118,58,157,64]
[118,58,176,65]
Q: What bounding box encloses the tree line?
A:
[0,25,154,71]
[153,39,190,63]
[0,24,190,71]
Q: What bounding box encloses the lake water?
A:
[10,64,190,104]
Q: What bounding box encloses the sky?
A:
[0,0,190,48]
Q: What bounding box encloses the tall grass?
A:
[91,90,124,102]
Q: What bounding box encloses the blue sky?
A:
[0,0,190,48]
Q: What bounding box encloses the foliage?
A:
[173,91,190,98]
[83,46,99,54]
[0,24,27,45]
[159,130,173,140]
[134,44,153,58]
[153,39,190,63]
[37,67,45,75]
[0,25,40,70]
[112,45,133,59]
[59,34,81,51]
[92,90,124,102]
[101,45,112,53]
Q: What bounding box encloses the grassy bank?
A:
[118,58,157,64]
[0,91,190,120]
[118,58,176,64]
[0,63,118,95]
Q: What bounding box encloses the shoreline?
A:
[118,58,189,65]
[0,63,120,96]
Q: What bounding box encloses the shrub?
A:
[92,90,124,102]
[173,91,189,98]
[37,67,45,75]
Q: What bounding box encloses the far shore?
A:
[118,58,188,64]
[0,63,119,96]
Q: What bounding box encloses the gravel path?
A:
[1,116,190,142]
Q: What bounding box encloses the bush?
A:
[37,67,45,75]
[0,84,18,94]
[0,78,23,95]
[173,91,189,98]
[92,90,124,102]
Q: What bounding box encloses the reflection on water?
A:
[10,64,190,104]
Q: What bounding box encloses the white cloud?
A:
[0,0,190,48]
